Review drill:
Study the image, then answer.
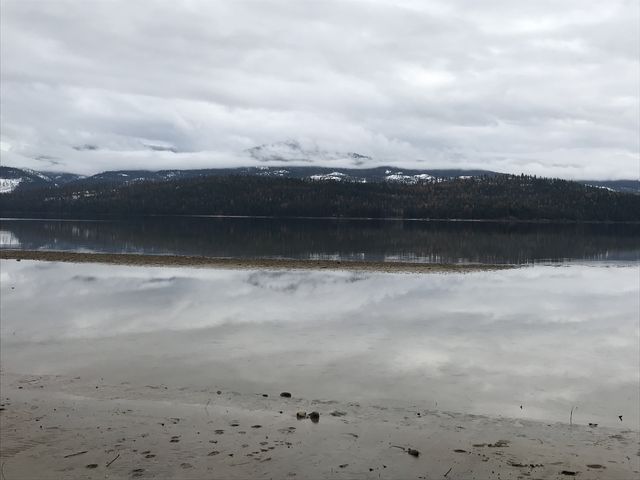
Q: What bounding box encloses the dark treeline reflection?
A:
[1,217,639,264]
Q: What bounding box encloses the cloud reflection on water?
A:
[1,261,638,427]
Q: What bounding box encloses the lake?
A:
[1,217,639,264]
[1,260,638,428]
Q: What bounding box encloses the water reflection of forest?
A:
[2,217,639,264]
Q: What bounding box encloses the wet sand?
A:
[1,372,638,480]
[0,249,515,273]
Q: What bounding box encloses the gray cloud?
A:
[1,0,638,178]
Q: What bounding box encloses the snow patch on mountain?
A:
[258,169,290,177]
[310,172,349,182]
[585,184,615,192]
[384,172,435,184]
[0,178,22,193]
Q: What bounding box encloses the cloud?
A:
[0,0,638,178]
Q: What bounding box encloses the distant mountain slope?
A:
[1,165,501,192]
[1,165,637,195]
[0,166,84,192]
[577,180,639,194]
[77,166,502,186]
[245,140,373,164]
[2,173,638,222]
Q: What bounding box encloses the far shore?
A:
[2,214,640,224]
[0,249,516,273]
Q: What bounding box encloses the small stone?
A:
[296,411,307,419]
[488,440,509,448]
[280,392,292,398]
[85,464,98,469]
[407,448,420,457]
[309,411,320,423]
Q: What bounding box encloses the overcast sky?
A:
[1,0,638,178]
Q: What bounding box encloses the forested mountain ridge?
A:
[1,165,637,193]
[1,165,499,192]
[1,173,638,222]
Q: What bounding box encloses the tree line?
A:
[2,174,639,222]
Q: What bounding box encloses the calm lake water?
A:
[1,217,639,264]
[1,261,638,428]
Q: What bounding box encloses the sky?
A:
[1,0,638,179]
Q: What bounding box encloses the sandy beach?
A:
[0,250,514,273]
[2,371,638,480]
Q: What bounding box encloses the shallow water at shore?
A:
[1,260,638,429]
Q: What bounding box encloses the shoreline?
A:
[2,214,640,225]
[1,371,638,480]
[0,250,516,273]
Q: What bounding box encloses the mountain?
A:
[2,171,639,222]
[1,165,502,193]
[79,166,503,186]
[577,180,639,194]
[246,140,373,164]
[1,165,637,196]
[0,166,84,193]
